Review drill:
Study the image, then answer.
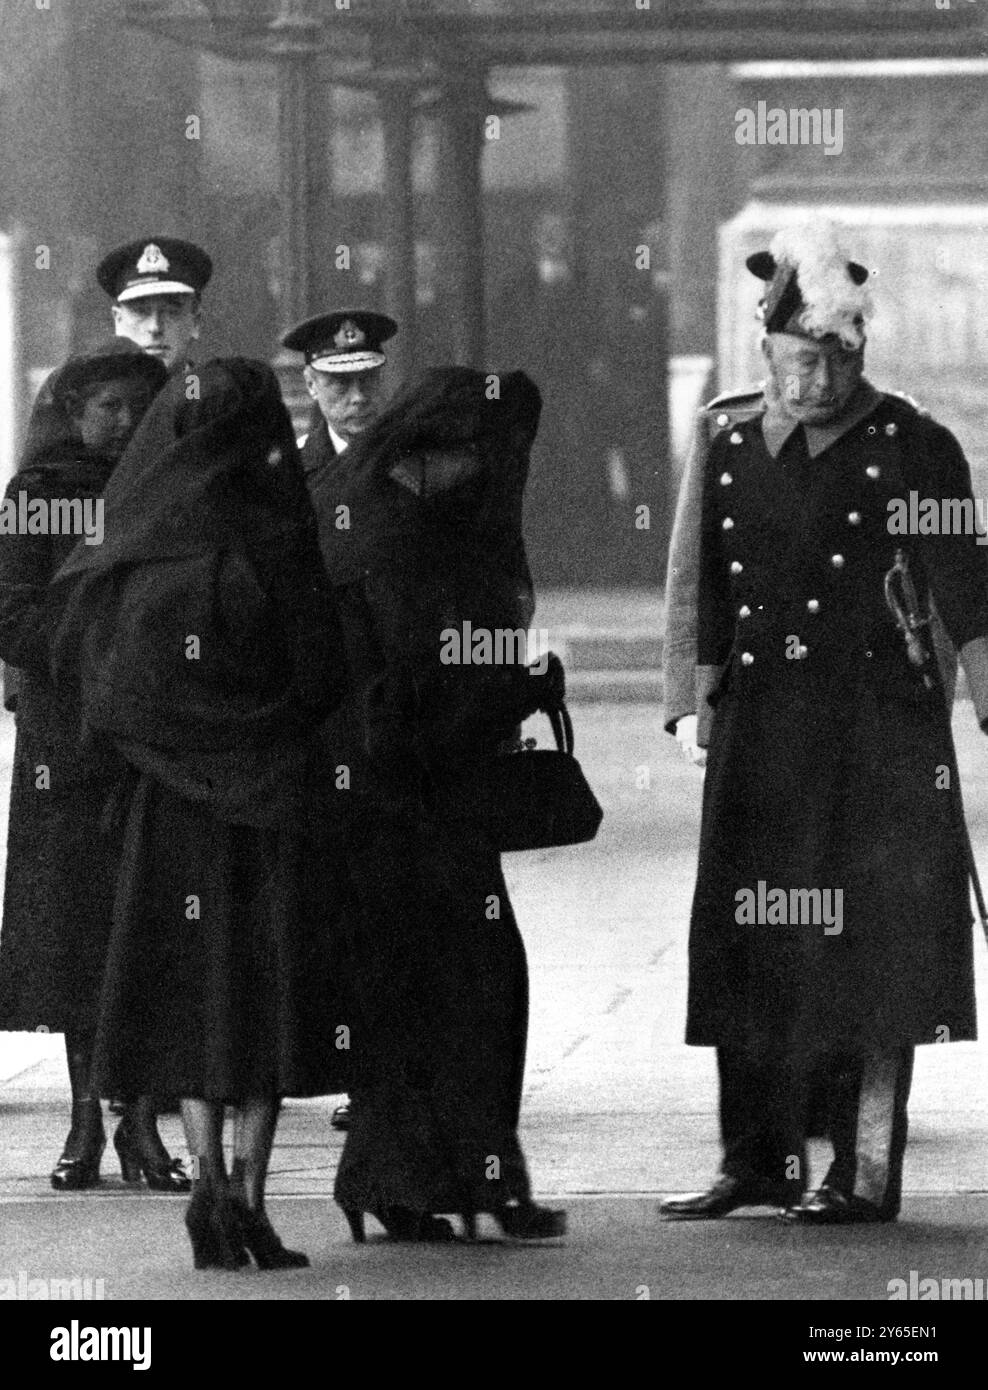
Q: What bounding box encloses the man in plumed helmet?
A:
[96,236,213,373]
[660,220,988,1225]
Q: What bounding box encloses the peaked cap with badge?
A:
[282,310,397,373]
[96,237,213,304]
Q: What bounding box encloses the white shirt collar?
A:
[327,424,349,455]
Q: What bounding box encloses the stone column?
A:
[267,1,332,426]
[377,80,417,385]
[428,69,487,367]
[269,2,324,333]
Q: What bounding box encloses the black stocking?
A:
[180,1099,227,1192]
[230,1099,280,1212]
[228,1099,308,1265]
[62,1029,104,1155]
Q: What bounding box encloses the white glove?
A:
[674,714,706,768]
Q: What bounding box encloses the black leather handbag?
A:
[479,702,604,853]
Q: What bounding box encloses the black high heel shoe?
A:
[494,1200,567,1240]
[51,1104,106,1192]
[344,1209,366,1243]
[184,1188,250,1271]
[114,1116,191,1193]
[342,1205,456,1243]
[231,1200,309,1270]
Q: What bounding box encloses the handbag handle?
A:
[547,701,574,755]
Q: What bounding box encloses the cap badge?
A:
[334,320,365,350]
[136,243,170,275]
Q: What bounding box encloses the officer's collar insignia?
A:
[136,243,170,275]
[334,320,365,350]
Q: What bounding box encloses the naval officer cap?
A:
[282,310,398,373]
[746,221,874,350]
[96,237,213,303]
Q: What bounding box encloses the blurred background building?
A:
[0,0,985,589]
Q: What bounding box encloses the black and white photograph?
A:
[0,0,986,1341]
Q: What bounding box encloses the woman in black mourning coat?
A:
[50,359,350,1270]
[0,339,193,1194]
[318,366,566,1242]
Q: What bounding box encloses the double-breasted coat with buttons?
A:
[687,383,988,1054]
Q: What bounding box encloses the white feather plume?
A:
[769,221,874,348]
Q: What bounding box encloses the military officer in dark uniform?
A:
[280,308,397,1132]
[661,221,988,1224]
[282,308,396,478]
[96,236,213,373]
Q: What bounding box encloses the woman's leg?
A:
[51,1029,106,1189]
[62,1028,104,1148]
[179,1098,227,1188]
[230,1098,279,1211]
[229,1098,309,1268]
[179,1099,247,1270]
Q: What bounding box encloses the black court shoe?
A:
[51,1136,106,1191]
[232,1200,309,1270]
[184,1188,250,1271]
[342,1207,456,1243]
[50,1103,106,1192]
[114,1115,191,1193]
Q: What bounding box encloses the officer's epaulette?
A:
[702,386,765,441]
[882,389,930,418]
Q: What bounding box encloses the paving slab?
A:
[2,700,987,1302]
[1,1195,987,1302]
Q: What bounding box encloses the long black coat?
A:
[48,361,351,1100]
[319,369,547,1215]
[0,450,121,1035]
[690,392,988,1053]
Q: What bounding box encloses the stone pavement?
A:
[537,586,663,702]
[1,698,987,1299]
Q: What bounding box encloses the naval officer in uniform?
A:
[96,237,213,374]
[282,308,397,477]
[661,220,988,1224]
[281,308,397,1134]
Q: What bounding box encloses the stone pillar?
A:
[430,70,487,367]
[663,63,746,360]
[377,81,417,385]
[719,61,988,491]
[566,66,675,571]
[269,3,324,333]
[267,2,332,426]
